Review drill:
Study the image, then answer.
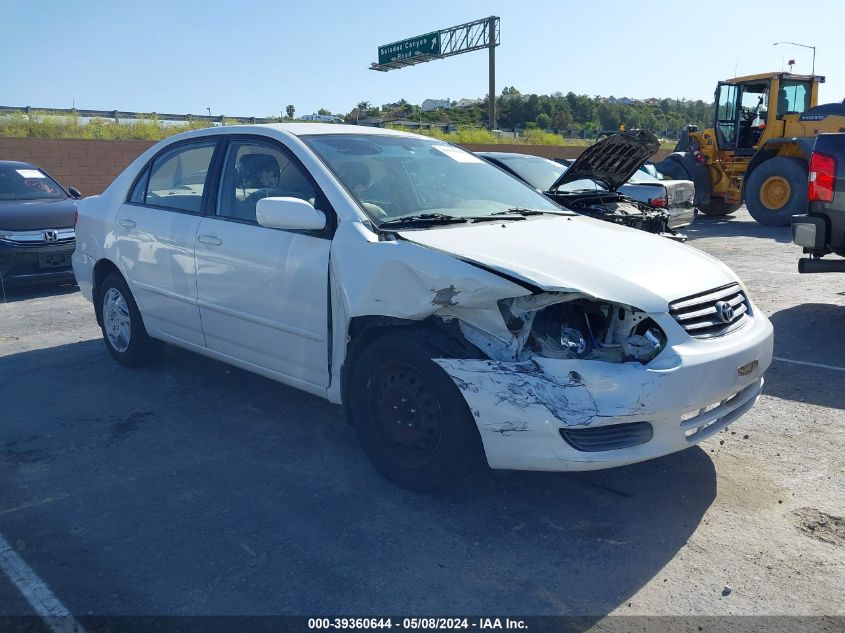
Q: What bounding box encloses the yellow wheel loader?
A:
[656,72,845,225]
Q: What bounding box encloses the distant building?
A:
[422,98,451,112]
[300,114,343,123]
[454,98,482,109]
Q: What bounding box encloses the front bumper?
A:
[435,310,773,471]
[0,237,76,285]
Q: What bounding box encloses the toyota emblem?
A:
[715,300,734,323]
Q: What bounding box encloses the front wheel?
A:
[346,332,483,491]
[744,157,808,226]
[99,273,163,367]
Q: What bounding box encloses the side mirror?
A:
[256,197,326,231]
[68,186,82,199]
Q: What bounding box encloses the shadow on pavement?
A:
[685,214,791,244]
[1,340,717,617]
[765,302,845,409]
[1,280,78,304]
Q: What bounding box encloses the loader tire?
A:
[745,157,807,226]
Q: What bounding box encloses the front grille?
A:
[559,422,653,452]
[0,228,75,248]
[669,283,749,338]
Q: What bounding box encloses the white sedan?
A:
[73,124,773,490]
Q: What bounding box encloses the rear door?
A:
[194,136,333,390]
[116,139,219,347]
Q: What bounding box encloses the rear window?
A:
[0,164,68,201]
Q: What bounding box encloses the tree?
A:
[285,104,295,119]
[357,101,371,111]
[535,113,551,129]
[317,108,332,116]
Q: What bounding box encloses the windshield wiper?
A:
[379,212,538,228]
[493,207,575,216]
[377,213,473,228]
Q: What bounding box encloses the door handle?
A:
[119,219,136,229]
[197,235,223,246]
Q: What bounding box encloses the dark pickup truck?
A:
[792,133,845,273]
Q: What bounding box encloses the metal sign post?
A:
[370,16,501,129]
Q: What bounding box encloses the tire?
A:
[655,158,690,181]
[744,157,808,226]
[346,331,482,491]
[99,273,163,368]
[698,200,742,216]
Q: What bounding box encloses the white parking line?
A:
[0,531,86,633]
[773,356,845,372]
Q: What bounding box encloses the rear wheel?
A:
[744,157,808,226]
[347,332,482,491]
[99,273,163,367]
[698,200,742,216]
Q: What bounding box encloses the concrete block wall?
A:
[0,138,155,196]
[0,137,672,197]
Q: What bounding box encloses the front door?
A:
[714,82,739,150]
[194,137,332,390]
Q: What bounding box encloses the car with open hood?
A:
[73,124,773,491]
[479,130,696,240]
[0,161,81,287]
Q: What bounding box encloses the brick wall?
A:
[0,137,155,196]
[0,137,672,197]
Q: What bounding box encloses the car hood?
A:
[551,129,660,192]
[397,215,738,313]
[0,198,77,231]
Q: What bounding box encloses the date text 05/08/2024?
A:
[307,618,528,630]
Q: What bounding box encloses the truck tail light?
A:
[650,197,666,207]
[74,209,78,226]
[809,151,836,202]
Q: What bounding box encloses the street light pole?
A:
[488,16,496,130]
[773,41,816,75]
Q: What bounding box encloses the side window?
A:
[128,166,150,204]
[217,141,316,223]
[145,142,216,213]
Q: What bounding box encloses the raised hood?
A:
[398,215,738,313]
[551,129,660,192]
[0,198,77,231]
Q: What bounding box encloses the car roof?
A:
[0,160,38,169]
[151,122,439,150]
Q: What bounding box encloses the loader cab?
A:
[713,73,819,153]
[714,80,770,153]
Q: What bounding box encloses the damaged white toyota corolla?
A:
[73,124,773,490]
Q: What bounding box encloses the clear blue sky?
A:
[1,0,842,117]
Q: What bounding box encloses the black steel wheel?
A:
[347,331,482,491]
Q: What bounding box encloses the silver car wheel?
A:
[103,287,131,353]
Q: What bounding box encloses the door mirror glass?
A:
[256,197,326,231]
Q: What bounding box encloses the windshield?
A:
[546,159,608,193]
[489,154,565,190]
[0,164,68,201]
[627,169,661,184]
[302,134,563,224]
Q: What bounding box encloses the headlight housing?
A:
[526,299,666,364]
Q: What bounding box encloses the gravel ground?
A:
[0,207,842,621]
